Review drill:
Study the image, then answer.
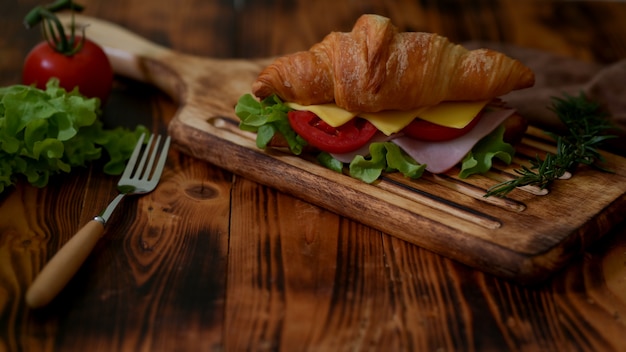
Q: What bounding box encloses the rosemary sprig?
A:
[485,92,617,197]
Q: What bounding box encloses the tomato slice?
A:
[402,112,482,142]
[287,110,377,153]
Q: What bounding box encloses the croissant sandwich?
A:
[236,14,535,183]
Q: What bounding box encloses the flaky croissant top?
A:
[252,14,535,112]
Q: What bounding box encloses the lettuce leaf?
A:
[0,79,148,194]
[349,142,426,183]
[459,125,515,178]
[317,152,344,173]
[236,94,307,155]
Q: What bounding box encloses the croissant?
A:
[252,14,535,112]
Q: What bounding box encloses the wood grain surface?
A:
[1,0,626,351]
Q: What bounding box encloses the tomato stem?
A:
[23,0,86,56]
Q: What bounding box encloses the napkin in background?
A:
[464,41,626,156]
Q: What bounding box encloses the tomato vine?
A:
[24,0,86,55]
[22,0,114,102]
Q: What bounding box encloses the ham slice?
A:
[392,108,516,173]
[331,107,516,173]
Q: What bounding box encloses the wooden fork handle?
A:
[26,220,105,308]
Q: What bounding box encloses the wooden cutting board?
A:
[61,14,626,284]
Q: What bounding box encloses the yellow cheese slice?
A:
[359,108,427,135]
[286,100,489,136]
[286,102,357,127]
[417,100,489,129]
[286,102,426,135]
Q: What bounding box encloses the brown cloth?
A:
[464,42,626,156]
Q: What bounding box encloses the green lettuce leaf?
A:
[235,93,307,155]
[0,79,148,194]
[459,124,515,178]
[317,152,344,173]
[349,142,427,183]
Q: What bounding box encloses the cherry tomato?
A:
[22,37,113,102]
[402,112,482,142]
[287,110,378,153]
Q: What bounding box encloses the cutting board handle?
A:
[59,14,172,84]
[58,13,268,121]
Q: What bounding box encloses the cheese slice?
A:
[359,108,427,135]
[417,100,489,129]
[286,102,357,127]
[286,100,490,136]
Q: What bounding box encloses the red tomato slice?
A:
[287,110,377,153]
[402,112,482,142]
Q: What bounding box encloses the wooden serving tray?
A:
[62,15,626,284]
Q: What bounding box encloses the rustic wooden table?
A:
[1,0,626,351]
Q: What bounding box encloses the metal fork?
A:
[26,133,171,308]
